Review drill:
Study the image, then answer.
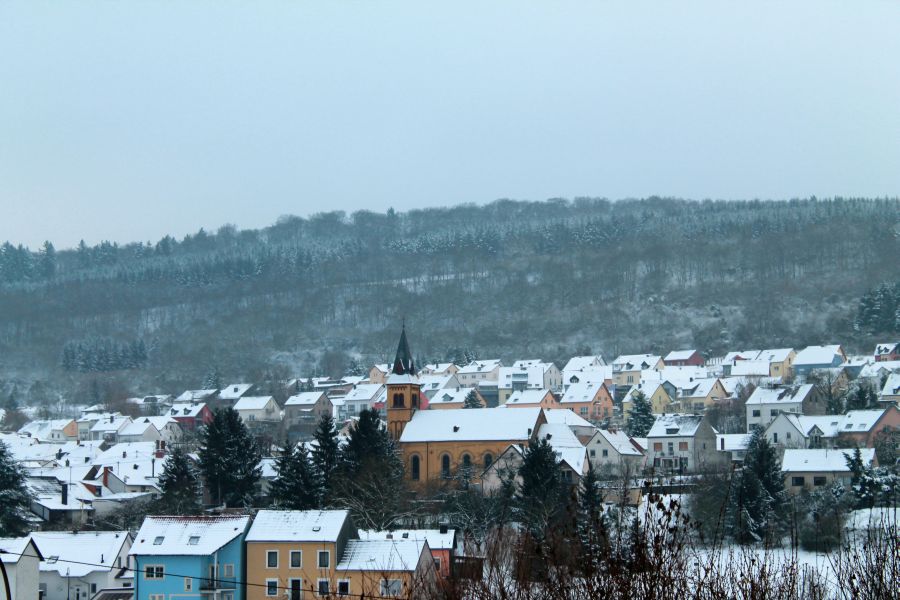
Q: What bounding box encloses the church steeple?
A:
[392,323,416,376]
[386,324,420,440]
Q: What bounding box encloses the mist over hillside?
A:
[1,197,898,403]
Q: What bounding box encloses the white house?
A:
[585,428,644,475]
[0,537,43,600]
[715,433,752,462]
[880,372,900,406]
[18,420,77,443]
[645,414,724,474]
[744,384,822,431]
[456,360,503,386]
[117,420,163,444]
[341,384,385,418]
[562,355,607,389]
[89,415,133,443]
[417,375,462,400]
[217,383,255,404]
[420,363,459,376]
[31,531,133,600]
[498,361,562,404]
[612,354,663,386]
[233,396,281,424]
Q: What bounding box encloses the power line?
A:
[0,547,432,600]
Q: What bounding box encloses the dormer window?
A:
[153,536,164,545]
[188,536,200,545]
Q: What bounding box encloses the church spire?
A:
[392,323,416,376]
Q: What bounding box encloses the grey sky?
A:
[1,1,899,249]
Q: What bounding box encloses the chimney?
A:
[122,451,127,458]
[439,524,448,534]
[720,438,725,450]
[103,466,111,487]
[61,483,68,505]
[110,415,114,423]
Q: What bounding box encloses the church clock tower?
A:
[386,325,421,440]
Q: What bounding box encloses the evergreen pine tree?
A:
[269,442,320,510]
[156,446,201,515]
[577,461,608,559]
[626,391,656,437]
[203,366,222,390]
[0,441,34,536]
[517,437,563,535]
[198,408,262,507]
[726,427,788,543]
[463,389,482,409]
[38,241,57,279]
[311,414,340,503]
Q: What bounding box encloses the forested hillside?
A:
[1,197,898,404]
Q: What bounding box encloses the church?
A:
[385,327,545,483]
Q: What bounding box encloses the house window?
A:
[318,579,330,596]
[410,455,420,481]
[184,578,193,591]
[773,433,778,444]
[653,443,662,451]
[266,579,279,596]
[791,476,805,487]
[91,584,97,594]
[392,393,404,408]
[267,550,279,568]
[786,432,792,440]
[461,453,472,471]
[590,449,596,457]
[153,536,164,545]
[290,550,302,568]
[338,580,350,596]
[679,442,688,451]
[627,376,634,383]
[434,557,442,571]
[813,476,827,486]
[483,453,494,469]
[188,536,200,545]
[412,393,419,408]
[580,407,588,416]
[145,565,164,580]
[150,596,164,600]
[441,454,451,478]
[381,579,403,597]
[770,410,779,417]
[602,449,608,457]
[289,579,303,600]
[318,550,330,568]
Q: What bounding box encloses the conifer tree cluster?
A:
[0,441,34,536]
[198,408,262,508]
[463,389,482,409]
[61,337,149,372]
[725,428,788,544]
[854,281,900,334]
[155,446,201,515]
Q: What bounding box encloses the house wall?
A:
[237,401,279,424]
[645,424,722,474]
[838,407,900,447]
[769,352,796,378]
[784,470,852,495]
[586,435,643,475]
[746,401,803,431]
[403,439,528,483]
[246,534,355,600]
[135,535,245,600]
[764,417,812,449]
[6,550,40,600]
[337,548,436,600]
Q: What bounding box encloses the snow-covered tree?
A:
[0,441,33,536]
[517,437,563,535]
[726,427,788,543]
[269,442,319,510]
[311,414,340,503]
[198,408,262,507]
[626,391,656,437]
[202,366,222,390]
[156,446,201,515]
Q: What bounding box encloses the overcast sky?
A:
[1,1,899,249]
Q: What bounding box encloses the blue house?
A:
[131,515,250,600]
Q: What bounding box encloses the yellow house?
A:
[675,378,728,413]
[246,510,437,599]
[622,382,672,416]
[503,389,559,409]
[246,509,358,600]
[612,354,664,386]
[758,348,796,378]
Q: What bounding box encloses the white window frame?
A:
[266,578,279,597]
[267,549,279,569]
[184,577,193,591]
[290,550,302,568]
[223,563,235,578]
[144,565,164,580]
[149,595,165,600]
[288,577,304,600]
[317,550,330,569]
[317,578,330,596]
[337,579,351,596]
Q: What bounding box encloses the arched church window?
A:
[410,455,420,480]
[392,393,404,408]
[483,453,494,469]
[412,393,419,408]
[440,454,451,479]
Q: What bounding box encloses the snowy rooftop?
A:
[336,539,426,572]
[246,510,350,543]
[31,531,130,577]
[859,361,900,379]
[91,415,132,433]
[417,375,455,391]
[175,389,218,402]
[839,410,889,433]
[595,429,643,456]
[119,420,158,437]
[613,354,662,370]
[399,407,542,443]
[505,389,551,405]
[359,528,455,550]
[622,382,665,404]
[758,348,794,363]
[794,345,843,366]
[457,359,502,374]
[882,373,900,397]
[218,383,254,400]
[745,384,814,406]
[874,342,899,356]
[730,360,771,377]
[18,419,74,440]
[560,382,605,404]
[664,350,698,362]
[542,408,595,429]
[537,423,583,448]
[429,388,472,405]
[233,396,274,411]
[715,433,751,452]
[168,402,207,418]
[781,448,875,473]
[677,378,720,399]
[563,355,605,372]
[344,384,385,402]
[647,414,703,438]
[556,445,588,474]
[723,350,761,364]
[131,515,250,555]
[285,391,326,406]
[423,362,455,372]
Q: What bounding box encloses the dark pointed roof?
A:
[392,325,416,376]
